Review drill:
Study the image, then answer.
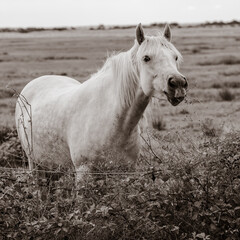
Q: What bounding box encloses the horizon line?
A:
[0,19,239,29]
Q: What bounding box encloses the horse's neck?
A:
[109,45,150,137]
[121,87,150,135]
[88,44,150,139]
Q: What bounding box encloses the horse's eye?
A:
[143,55,151,62]
[175,56,178,61]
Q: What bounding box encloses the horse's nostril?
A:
[168,75,188,89]
[168,77,176,88]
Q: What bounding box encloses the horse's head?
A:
[135,24,188,106]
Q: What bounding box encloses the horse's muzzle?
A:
[165,74,188,106]
[164,91,185,106]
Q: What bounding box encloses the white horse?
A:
[15,24,188,180]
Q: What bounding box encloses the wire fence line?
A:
[0,96,212,184]
[0,166,157,175]
[1,89,163,177]
[0,165,160,193]
[0,94,210,189]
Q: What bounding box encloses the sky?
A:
[0,0,239,28]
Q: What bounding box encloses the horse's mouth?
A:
[164,91,185,106]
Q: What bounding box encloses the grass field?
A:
[0,26,240,239]
[1,26,240,135]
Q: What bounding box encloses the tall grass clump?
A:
[0,88,14,99]
[211,83,222,89]
[201,118,222,137]
[0,129,240,239]
[219,88,235,101]
[151,116,166,131]
[0,126,12,144]
[223,81,240,88]
[0,127,25,168]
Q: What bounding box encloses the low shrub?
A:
[211,83,222,89]
[218,55,240,65]
[0,127,25,168]
[219,88,235,101]
[223,81,240,88]
[0,27,70,33]
[0,126,13,144]
[179,108,189,114]
[199,55,240,66]
[221,71,240,76]
[43,56,87,61]
[201,118,222,137]
[0,88,14,99]
[191,47,201,54]
[151,116,166,131]
[211,81,240,89]
[0,131,239,239]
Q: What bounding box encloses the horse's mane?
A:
[110,44,140,107]
[93,41,140,107]
[92,34,182,108]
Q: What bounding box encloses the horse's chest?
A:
[110,129,140,159]
[89,135,140,172]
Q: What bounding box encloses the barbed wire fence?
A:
[0,89,160,193]
[0,89,228,193]
[1,86,240,240]
[0,88,170,187]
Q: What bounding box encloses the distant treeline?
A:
[90,20,240,30]
[0,27,76,33]
[90,23,180,30]
[0,20,239,33]
[187,20,240,28]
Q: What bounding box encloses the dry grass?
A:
[0,87,14,99]
[211,81,240,89]
[199,55,240,66]
[151,116,166,131]
[0,25,239,140]
[219,88,235,101]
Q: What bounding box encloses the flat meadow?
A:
[1,26,240,135]
[0,25,240,239]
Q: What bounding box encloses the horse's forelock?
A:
[138,34,183,65]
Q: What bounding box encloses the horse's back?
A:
[20,75,80,102]
[16,75,81,128]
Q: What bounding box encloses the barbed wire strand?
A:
[0,166,161,192]
[0,166,158,176]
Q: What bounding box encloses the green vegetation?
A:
[0,129,239,239]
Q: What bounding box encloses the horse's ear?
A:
[136,23,145,45]
[163,24,171,42]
